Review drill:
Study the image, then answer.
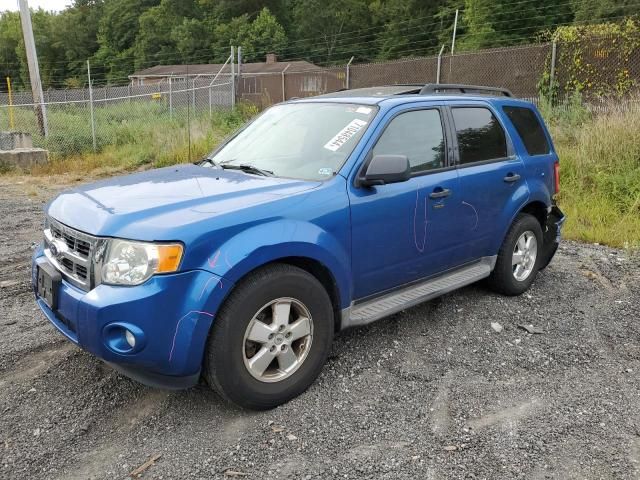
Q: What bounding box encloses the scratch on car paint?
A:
[208,250,221,268]
[462,201,479,231]
[413,190,427,253]
[225,250,233,269]
[169,311,215,362]
[198,276,223,301]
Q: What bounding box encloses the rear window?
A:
[503,106,550,156]
[451,107,508,164]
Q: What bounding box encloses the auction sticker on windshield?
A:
[324,119,368,152]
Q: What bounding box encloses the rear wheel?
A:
[204,264,333,410]
[487,214,543,296]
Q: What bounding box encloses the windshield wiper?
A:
[219,163,274,177]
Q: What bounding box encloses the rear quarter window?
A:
[502,106,550,156]
[451,107,508,164]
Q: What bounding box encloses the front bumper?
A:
[32,246,231,388]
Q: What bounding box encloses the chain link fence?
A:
[0,78,233,158]
[2,34,639,160]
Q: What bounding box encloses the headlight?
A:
[101,240,183,286]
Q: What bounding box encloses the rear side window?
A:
[503,106,550,156]
[452,107,508,164]
[373,109,445,173]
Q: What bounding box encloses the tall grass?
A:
[543,96,640,249]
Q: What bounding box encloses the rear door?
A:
[501,104,557,202]
[447,103,530,261]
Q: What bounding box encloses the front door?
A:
[348,105,465,300]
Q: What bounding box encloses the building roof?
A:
[130,60,318,78]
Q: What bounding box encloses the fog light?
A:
[125,329,136,348]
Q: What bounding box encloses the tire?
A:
[487,213,543,296]
[204,264,334,410]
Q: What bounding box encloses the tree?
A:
[93,0,160,82]
[243,7,287,61]
[454,0,574,50]
[290,0,374,64]
[370,0,447,60]
[212,8,287,63]
[0,12,23,90]
[574,0,640,23]
[51,0,104,86]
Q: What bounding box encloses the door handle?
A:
[429,188,451,199]
[504,173,521,183]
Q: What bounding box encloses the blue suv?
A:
[32,84,564,409]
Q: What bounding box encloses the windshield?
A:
[208,102,378,180]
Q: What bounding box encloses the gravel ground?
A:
[1,177,639,480]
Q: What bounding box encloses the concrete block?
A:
[0,148,49,168]
[0,131,34,150]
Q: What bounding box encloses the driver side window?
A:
[373,109,445,173]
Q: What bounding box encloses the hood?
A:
[47,164,320,240]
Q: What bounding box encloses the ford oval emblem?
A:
[49,243,59,257]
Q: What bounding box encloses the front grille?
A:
[44,217,98,291]
[50,223,91,259]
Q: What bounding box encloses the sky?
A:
[3,0,71,12]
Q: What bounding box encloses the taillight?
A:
[553,161,560,194]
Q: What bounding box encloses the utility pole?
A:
[18,0,48,137]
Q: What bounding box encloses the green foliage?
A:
[547,19,640,98]
[455,0,573,50]
[1,0,640,90]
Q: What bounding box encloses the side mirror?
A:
[357,154,411,187]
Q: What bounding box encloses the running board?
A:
[341,256,495,329]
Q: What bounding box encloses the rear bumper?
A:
[32,245,232,388]
[540,205,565,269]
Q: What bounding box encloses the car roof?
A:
[291,85,535,109]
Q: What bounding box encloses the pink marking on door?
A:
[413,190,428,253]
[462,201,479,231]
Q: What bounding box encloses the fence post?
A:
[87,60,97,152]
[436,44,446,84]
[346,56,354,89]
[231,46,236,108]
[549,40,557,104]
[6,77,15,130]
[191,78,196,110]
[281,64,291,102]
[169,75,173,119]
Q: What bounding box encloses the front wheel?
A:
[204,264,334,410]
[487,213,543,296]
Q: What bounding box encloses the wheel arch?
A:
[211,253,346,334]
[519,200,548,231]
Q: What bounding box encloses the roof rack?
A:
[420,83,513,97]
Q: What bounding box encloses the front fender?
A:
[199,220,352,309]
